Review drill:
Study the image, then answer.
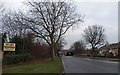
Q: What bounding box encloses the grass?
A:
[77,55,120,62]
[3,57,63,73]
[92,57,120,62]
[109,58,120,62]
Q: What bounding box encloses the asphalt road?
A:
[62,56,118,73]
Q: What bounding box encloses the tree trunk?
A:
[92,47,95,59]
[50,45,55,61]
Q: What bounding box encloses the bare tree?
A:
[70,40,86,55]
[0,3,4,33]
[10,1,83,61]
[2,12,27,37]
[2,1,83,61]
[0,4,4,12]
[83,25,105,58]
[0,3,5,51]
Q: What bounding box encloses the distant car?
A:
[66,52,73,56]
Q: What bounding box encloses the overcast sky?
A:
[0,0,119,49]
[64,1,118,49]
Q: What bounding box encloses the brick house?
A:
[98,42,119,57]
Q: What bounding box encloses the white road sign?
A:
[4,43,16,51]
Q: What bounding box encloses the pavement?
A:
[62,56,118,73]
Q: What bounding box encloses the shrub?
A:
[30,43,49,58]
[11,55,21,63]
[3,55,13,64]
[3,54,32,65]
[21,53,32,61]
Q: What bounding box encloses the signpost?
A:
[4,43,16,51]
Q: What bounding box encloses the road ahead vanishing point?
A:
[62,56,118,73]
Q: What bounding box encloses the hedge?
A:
[3,54,32,65]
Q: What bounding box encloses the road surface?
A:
[62,56,118,73]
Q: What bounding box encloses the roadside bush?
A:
[3,55,14,64]
[3,54,32,65]
[21,54,32,61]
[11,55,21,63]
[30,43,49,58]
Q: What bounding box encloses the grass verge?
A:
[3,56,63,73]
[77,55,120,62]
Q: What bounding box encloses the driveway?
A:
[62,56,118,73]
